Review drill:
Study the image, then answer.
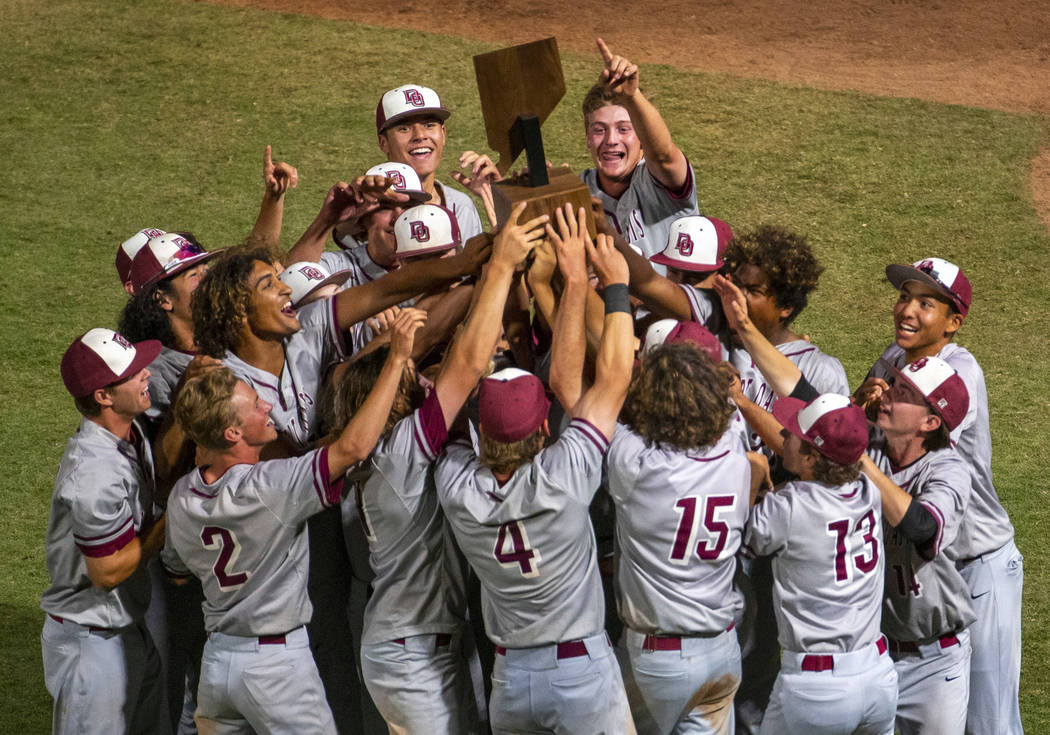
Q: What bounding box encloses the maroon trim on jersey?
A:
[775,347,818,361]
[571,418,610,454]
[687,450,730,463]
[413,391,448,460]
[650,159,695,201]
[188,485,215,499]
[916,500,946,562]
[329,297,348,357]
[314,447,344,507]
[604,208,622,234]
[838,485,859,499]
[251,376,286,412]
[76,518,136,557]
[486,491,504,502]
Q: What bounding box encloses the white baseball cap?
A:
[375,85,450,132]
[116,227,166,285]
[885,355,969,432]
[364,162,431,202]
[772,393,869,466]
[129,233,217,293]
[394,204,461,258]
[278,261,352,308]
[650,216,732,272]
[885,257,972,317]
[61,328,162,398]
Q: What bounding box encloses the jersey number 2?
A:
[670,495,737,564]
[827,510,879,583]
[494,521,541,578]
[201,526,251,590]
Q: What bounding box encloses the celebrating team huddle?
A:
[40,38,1022,735]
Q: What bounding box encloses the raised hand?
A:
[388,307,427,362]
[584,233,629,288]
[546,204,589,283]
[492,202,549,268]
[596,37,639,98]
[263,145,299,198]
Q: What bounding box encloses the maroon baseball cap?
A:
[664,321,723,363]
[478,368,551,443]
[884,356,969,432]
[61,328,162,398]
[772,393,868,466]
[116,228,166,286]
[650,216,732,272]
[885,257,971,317]
[129,233,217,294]
[375,85,450,133]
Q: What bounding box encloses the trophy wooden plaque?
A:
[473,38,596,236]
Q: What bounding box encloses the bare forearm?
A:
[549,275,589,410]
[450,261,515,375]
[860,454,913,526]
[736,395,784,455]
[328,354,407,476]
[736,325,802,398]
[285,212,333,265]
[250,192,285,249]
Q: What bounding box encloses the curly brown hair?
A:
[333,346,422,437]
[191,244,278,358]
[722,225,823,326]
[174,367,241,451]
[479,428,546,475]
[622,343,733,451]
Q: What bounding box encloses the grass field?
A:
[2,0,1048,730]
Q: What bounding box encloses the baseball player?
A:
[434,209,636,734]
[41,328,170,735]
[338,203,546,734]
[581,39,699,268]
[117,227,167,295]
[745,394,898,735]
[853,258,1022,735]
[605,338,759,734]
[161,310,424,734]
[859,356,975,735]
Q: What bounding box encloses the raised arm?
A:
[326,309,425,477]
[573,233,635,439]
[597,38,689,190]
[607,222,692,320]
[249,145,299,248]
[547,206,592,413]
[334,231,492,330]
[434,203,547,427]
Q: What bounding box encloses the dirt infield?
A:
[202,0,1050,228]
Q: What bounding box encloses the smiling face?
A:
[229,380,277,447]
[101,366,152,419]
[378,115,447,184]
[245,259,300,340]
[364,206,406,269]
[585,105,643,193]
[157,262,208,322]
[893,281,963,360]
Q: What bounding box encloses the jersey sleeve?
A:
[743,486,794,558]
[253,448,345,524]
[372,391,449,503]
[647,156,696,202]
[538,418,610,504]
[69,470,137,558]
[160,535,192,582]
[803,352,849,395]
[320,249,355,272]
[912,451,973,561]
[604,423,644,504]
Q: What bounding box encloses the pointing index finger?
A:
[596,37,613,63]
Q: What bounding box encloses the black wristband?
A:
[789,374,820,402]
[601,283,631,314]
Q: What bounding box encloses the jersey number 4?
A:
[826,510,879,584]
[670,495,737,564]
[201,526,251,590]
[494,521,541,578]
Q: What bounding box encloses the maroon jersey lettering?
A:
[201,526,251,589]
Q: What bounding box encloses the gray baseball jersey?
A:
[867,343,1014,559]
[606,424,749,634]
[866,435,976,641]
[678,283,729,342]
[744,474,885,653]
[434,419,609,649]
[321,242,392,289]
[145,346,194,421]
[223,297,346,452]
[582,160,699,261]
[735,340,849,453]
[161,447,343,636]
[355,391,468,644]
[41,418,156,627]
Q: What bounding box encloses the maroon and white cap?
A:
[643,319,722,363]
[375,85,450,133]
[887,355,969,432]
[116,228,166,285]
[479,367,551,443]
[650,216,732,272]
[364,162,431,203]
[772,393,868,466]
[886,257,972,317]
[278,261,352,308]
[61,328,162,398]
[129,233,217,294]
[394,204,461,258]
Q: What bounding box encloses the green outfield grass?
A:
[2,0,1047,730]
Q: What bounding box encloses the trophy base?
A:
[493,166,597,238]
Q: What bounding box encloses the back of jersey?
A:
[745,475,885,653]
[606,425,748,634]
[435,420,608,649]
